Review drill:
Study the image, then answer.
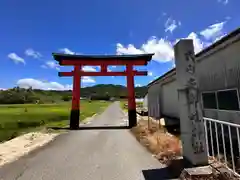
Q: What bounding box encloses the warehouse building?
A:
[147,28,240,125]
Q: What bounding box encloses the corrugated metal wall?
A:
[148,86,154,117]
[161,80,179,118]
[196,37,240,124]
[148,82,161,119]
[197,40,240,91]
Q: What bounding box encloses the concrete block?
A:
[180,166,213,180]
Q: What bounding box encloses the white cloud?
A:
[8,53,25,64]
[200,21,226,40]
[172,61,176,68]
[82,66,97,72]
[135,84,142,87]
[164,17,181,33]
[116,43,143,55]
[116,37,174,62]
[186,32,209,53]
[148,71,153,76]
[41,61,60,70]
[107,66,117,72]
[17,78,72,90]
[41,65,47,69]
[173,32,212,54]
[16,76,96,91]
[214,33,227,42]
[225,16,231,20]
[82,76,95,83]
[25,48,42,59]
[0,88,6,91]
[59,48,75,55]
[116,20,227,63]
[218,0,228,5]
[142,37,174,61]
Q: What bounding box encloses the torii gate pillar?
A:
[70,65,81,129]
[126,64,137,127]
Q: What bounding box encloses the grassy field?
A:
[0,100,110,142]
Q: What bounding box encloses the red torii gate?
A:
[52,53,153,129]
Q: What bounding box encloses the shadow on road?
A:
[49,126,130,130]
[142,159,184,180]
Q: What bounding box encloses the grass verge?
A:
[0,100,110,142]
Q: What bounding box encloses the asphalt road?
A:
[0,102,171,180]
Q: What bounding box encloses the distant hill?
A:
[0,84,147,104]
[81,84,147,98]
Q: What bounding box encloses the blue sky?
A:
[0,0,239,90]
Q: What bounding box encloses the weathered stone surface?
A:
[174,39,208,166]
[180,166,213,180]
[185,166,212,175]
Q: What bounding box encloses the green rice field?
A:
[0,100,110,142]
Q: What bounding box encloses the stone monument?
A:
[174,39,208,166]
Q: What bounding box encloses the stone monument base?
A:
[180,166,214,180]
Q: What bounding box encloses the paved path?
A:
[0,102,172,180]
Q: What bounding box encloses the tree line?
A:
[0,84,147,104]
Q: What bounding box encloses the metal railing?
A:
[203,117,240,174]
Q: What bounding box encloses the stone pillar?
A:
[174,39,208,166]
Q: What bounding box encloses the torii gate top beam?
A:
[52,53,154,66]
